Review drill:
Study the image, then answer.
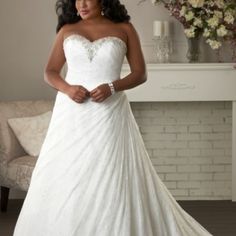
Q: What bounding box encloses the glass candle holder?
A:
[153,36,172,63]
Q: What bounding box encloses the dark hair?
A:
[55,0,131,33]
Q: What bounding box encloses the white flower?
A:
[180,6,187,17]
[205,8,214,15]
[188,0,205,8]
[184,26,196,38]
[193,17,203,27]
[185,11,194,21]
[208,0,215,7]
[215,0,225,9]
[203,28,210,37]
[224,12,235,24]
[214,10,223,19]
[207,16,219,28]
[206,39,222,49]
[217,25,228,37]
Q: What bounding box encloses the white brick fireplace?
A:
[122,63,236,201]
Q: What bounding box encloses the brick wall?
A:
[130,101,232,200]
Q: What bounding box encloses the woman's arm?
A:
[44,26,89,103]
[43,26,71,94]
[112,22,147,92]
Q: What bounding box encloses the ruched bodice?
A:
[63,34,127,91]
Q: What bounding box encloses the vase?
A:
[186,37,201,63]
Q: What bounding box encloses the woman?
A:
[13,0,214,235]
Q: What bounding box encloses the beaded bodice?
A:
[63,34,127,91]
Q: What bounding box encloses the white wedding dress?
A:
[13,34,214,236]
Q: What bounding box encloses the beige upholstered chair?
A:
[0,100,54,212]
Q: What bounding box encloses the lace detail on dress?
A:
[63,34,127,62]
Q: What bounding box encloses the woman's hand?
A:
[66,85,90,103]
[89,83,112,102]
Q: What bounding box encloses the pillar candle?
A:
[153,21,163,37]
[163,21,170,36]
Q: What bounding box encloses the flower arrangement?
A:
[139,0,236,56]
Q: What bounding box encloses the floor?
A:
[0,200,236,236]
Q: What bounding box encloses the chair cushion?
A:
[0,155,37,191]
[7,111,52,157]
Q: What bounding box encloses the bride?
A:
[13,0,214,235]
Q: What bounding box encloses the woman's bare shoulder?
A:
[118,22,135,32]
[118,22,138,39]
[59,23,80,39]
[120,22,139,41]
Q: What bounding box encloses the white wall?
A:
[0,0,58,101]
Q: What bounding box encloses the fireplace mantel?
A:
[121,63,236,201]
[121,63,236,102]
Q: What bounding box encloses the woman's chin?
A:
[80,12,91,19]
[80,12,102,21]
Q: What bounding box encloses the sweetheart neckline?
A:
[63,33,127,50]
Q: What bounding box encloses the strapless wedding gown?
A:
[13,34,214,236]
